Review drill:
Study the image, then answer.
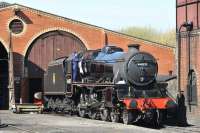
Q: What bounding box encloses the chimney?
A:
[128,44,140,53]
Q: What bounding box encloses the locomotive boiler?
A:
[43,44,177,127]
[79,44,157,86]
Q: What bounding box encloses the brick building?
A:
[0,3,175,109]
[176,0,200,113]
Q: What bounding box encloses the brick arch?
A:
[22,28,88,103]
[0,39,9,109]
[24,28,87,77]
[23,27,89,56]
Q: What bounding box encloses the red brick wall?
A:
[0,6,175,76]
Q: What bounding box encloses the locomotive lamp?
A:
[182,21,193,31]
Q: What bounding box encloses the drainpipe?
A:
[8,31,15,110]
[177,24,184,95]
[186,22,193,112]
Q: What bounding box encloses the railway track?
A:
[3,124,36,133]
[1,110,200,133]
[5,123,73,133]
[165,126,200,133]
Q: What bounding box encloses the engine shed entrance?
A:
[0,42,8,109]
[24,30,86,103]
[0,3,175,107]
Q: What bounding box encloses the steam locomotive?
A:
[43,44,177,126]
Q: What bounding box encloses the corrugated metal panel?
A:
[177,0,186,5]
[177,6,186,30]
[0,2,10,8]
[177,0,200,29]
[187,4,198,29]
[177,0,199,5]
[198,3,200,28]
[187,0,198,4]
[26,31,86,78]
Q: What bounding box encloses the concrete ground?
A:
[0,110,200,133]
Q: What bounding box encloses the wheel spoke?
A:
[122,109,133,125]
[100,109,110,121]
[88,110,97,119]
[110,111,119,123]
[78,104,86,118]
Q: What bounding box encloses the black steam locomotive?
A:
[43,44,176,126]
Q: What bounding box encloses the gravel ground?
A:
[0,110,200,133]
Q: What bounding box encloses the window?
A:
[9,19,24,34]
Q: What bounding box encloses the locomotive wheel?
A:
[55,98,62,112]
[100,108,110,121]
[122,109,133,125]
[88,110,97,119]
[50,98,56,111]
[110,111,119,123]
[152,109,163,128]
[52,99,57,111]
[78,104,86,118]
[47,98,53,112]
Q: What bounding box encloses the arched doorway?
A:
[188,70,197,105]
[24,30,86,103]
[0,42,8,109]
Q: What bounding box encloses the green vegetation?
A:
[119,26,176,47]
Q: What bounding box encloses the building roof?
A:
[0,3,175,49]
[0,2,10,8]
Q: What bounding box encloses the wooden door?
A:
[24,30,86,102]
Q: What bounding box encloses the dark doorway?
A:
[29,78,42,103]
[0,43,8,109]
[24,30,86,103]
[188,70,197,105]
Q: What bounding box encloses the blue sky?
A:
[3,0,176,31]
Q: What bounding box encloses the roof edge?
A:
[1,3,175,49]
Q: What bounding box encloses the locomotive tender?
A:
[43,44,176,126]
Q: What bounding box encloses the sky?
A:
[2,0,176,32]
